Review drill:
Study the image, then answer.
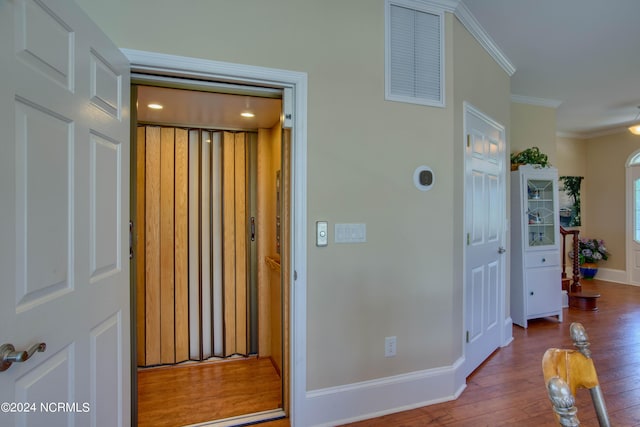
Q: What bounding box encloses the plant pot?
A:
[580,262,598,280]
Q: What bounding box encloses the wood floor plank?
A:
[137,357,282,427]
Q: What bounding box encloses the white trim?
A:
[502,317,514,347]
[628,150,640,167]
[121,49,309,425]
[593,268,628,285]
[454,2,516,77]
[385,0,446,108]
[184,409,286,427]
[510,94,563,109]
[625,152,640,285]
[303,359,466,427]
[558,125,634,140]
[413,0,459,13]
[556,131,590,140]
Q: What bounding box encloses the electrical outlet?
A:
[385,336,396,357]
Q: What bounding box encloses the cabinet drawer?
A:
[525,252,559,268]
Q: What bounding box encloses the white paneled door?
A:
[0,1,130,426]
[463,104,506,377]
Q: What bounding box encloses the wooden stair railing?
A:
[560,227,581,293]
[560,226,600,311]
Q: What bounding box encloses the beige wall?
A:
[452,16,511,342]
[77,0,511,391]
[584,131,640,271]
[556,136,588,231]
[555,136,588,267]
[557,130,640,273]
[510,102,557,166]
[556,137,587,178]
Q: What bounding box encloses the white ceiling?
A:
[460,0,640,138]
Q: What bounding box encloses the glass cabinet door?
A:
[526,179,555,247]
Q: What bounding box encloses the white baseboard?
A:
[591,268,626,284]
[502,317,514,347]
[302,358,466,427]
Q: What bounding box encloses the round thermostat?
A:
[413,166,434,191]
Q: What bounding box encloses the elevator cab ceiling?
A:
[136,85,282,130]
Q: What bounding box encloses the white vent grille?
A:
[386,1,444,107]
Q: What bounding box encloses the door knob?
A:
[0,342,46,372]
[498,246,506,254]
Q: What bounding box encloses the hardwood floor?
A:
[144,280,640,426]
[137,356,282,426]
[261,280,640,427]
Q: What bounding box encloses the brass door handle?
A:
[0,342,46,372]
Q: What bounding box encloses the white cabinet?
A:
[510,165,562,328]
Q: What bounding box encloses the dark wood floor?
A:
[261,279,640,427]
[342,279,640,426]
[137,356,282,427]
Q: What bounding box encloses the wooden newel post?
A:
[571,232,581,293]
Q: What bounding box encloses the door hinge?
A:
[466,331,470,343]
[466,134,471,148]
[294,270,297,281]
[466,233,470,246]
[129,221,134,259]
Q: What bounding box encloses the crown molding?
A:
[556,131,589,140]
[412,0,460,13]
[558,125,632,140]
[511,94,563,108]
[454,2,516,76]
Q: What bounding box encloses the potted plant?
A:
[510,146,551,170]
[570,237,610,279]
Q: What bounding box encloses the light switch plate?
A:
[335,223,366,243]
[316,221,328,246]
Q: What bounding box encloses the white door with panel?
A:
[0,0,130,426]
[463,104,506,377]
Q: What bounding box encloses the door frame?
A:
[625,149,640,285]
[462,101,509,377]
[123,49,308,425]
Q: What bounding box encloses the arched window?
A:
[630,152,640,166]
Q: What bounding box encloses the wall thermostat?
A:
[413,166,434,191]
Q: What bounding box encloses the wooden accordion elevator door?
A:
[134,126,253,367]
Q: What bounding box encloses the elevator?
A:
[132,83,290,425]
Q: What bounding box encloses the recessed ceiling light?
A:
[148,103,163,110]
[241,112,255,118]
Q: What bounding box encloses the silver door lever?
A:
[0,342,46,372]
[498,246,506,254]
